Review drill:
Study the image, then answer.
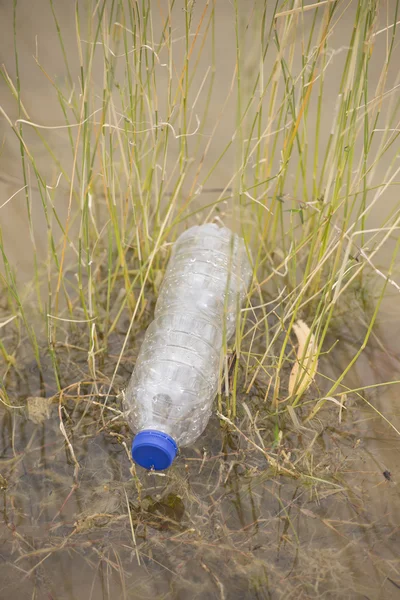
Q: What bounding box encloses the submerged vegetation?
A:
[1,0,400,597]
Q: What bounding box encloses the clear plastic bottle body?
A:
[124,224,251,450]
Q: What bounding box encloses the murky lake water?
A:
[1,1,400,598]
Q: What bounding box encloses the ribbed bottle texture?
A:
[124,223,251,468]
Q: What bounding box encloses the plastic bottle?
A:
[124,223,252,470]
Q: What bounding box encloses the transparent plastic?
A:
[124,223,252,448]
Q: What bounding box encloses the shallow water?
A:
[1,1,400,599]
[1,302,400,599]
[1,340,400,599]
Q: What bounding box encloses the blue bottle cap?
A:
[131,429,178,471]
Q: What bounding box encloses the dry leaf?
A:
[26,396,52,424]
[288,320,318,397]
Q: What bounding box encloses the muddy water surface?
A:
[1,1,400,599]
